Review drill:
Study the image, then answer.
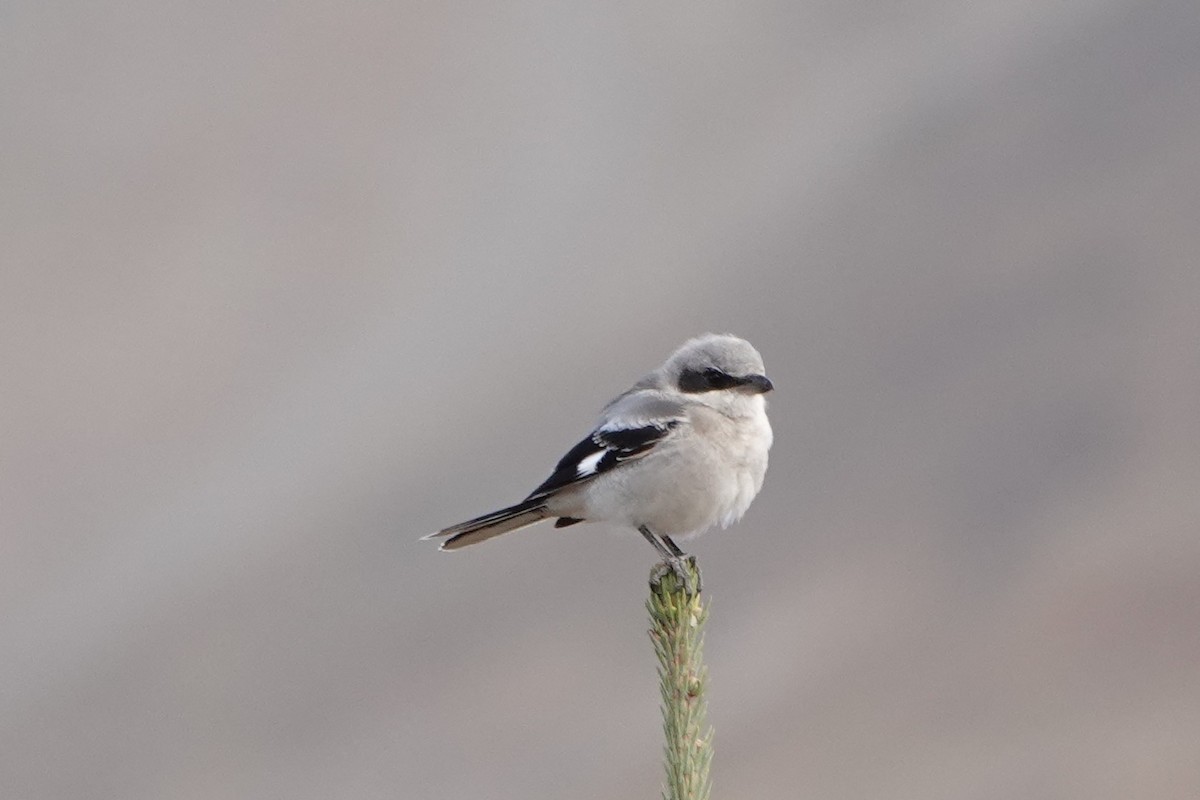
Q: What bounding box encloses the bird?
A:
[423,334,773,586]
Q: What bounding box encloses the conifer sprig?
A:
[647,557,713,800]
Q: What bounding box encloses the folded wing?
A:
[526,392,687,501]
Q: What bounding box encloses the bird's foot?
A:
[651,555,702,596]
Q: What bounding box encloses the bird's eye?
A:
[679,366,738,393]
[703,368,737,389]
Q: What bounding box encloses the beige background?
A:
[4,1,1199,798]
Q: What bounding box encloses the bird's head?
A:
[663,334,773,407]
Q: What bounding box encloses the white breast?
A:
[715,406,772,529]
[567,396,772,539]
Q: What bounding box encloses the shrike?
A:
[424,334,773,580]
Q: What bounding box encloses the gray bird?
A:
[424,334,773,580]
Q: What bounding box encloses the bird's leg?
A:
[639,526,701,594]
[639,524,676,560]
[659,534,701,591]
[660,535,686,558]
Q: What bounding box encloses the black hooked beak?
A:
[741,374,774,394]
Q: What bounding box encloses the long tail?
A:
[423,499,549,550]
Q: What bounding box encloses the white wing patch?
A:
[575,450,606,477]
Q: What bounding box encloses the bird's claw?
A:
[651,555,702,596]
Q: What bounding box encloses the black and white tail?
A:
[422,499,549,550]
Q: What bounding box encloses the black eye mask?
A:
[678,367,741,393]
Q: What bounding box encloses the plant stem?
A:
[647,556,713,800]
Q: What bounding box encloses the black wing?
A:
[525,421,680,501]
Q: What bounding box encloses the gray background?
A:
[4,1,1199,798]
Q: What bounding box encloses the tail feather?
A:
[424,499,549,550]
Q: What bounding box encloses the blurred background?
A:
[3,1,1199,798]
